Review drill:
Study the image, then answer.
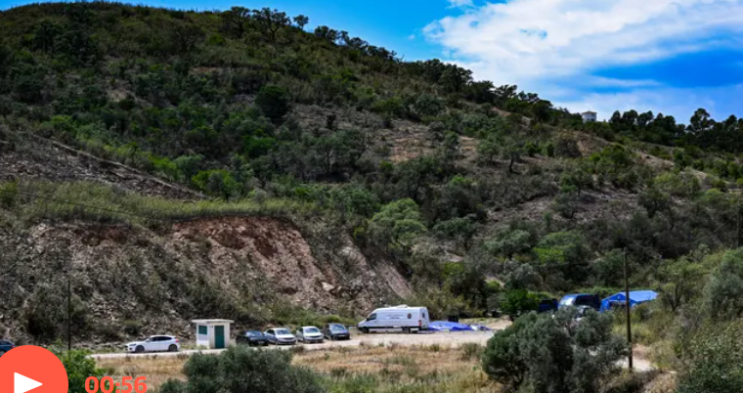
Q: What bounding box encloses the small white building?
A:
[582,111,597,123]
[192,319,233,349]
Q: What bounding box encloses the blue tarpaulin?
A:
[600,290,658,312]
[428,321,476,332]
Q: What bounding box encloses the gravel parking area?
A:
[90,330,496,360]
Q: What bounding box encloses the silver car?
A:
[296,326,324,344]
[264,328,297,345]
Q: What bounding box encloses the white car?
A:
[264,328,297,345]
[296,326,324,344]
[126,335,180,353]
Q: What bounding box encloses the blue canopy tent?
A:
[600,290,658,312]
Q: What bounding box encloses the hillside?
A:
[2,6,743,379]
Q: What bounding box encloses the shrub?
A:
[256,85,291,123]
[676,322,743,393]
[367,199,426,252]
[0,180,18,208]
[50,349,103,393]
[703,248,743,321]
[499,289,540,318]
[482,310,627,393]
[485,229,534,259]
[459,343,483,360]
[160,346,323,393]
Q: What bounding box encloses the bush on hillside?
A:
[256,85,291,123]
[676,322,743,393]
[367,199,426,253]
[703,248,743,320]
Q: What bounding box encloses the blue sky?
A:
[3,0,743,122]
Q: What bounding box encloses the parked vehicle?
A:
[574,305,593,322]
[0,340,15,356]
[296,326,324,343]
[538,299,559,313]
[558,294,601,310]
[264,328,297,345]
[323,324,351,341]
[236,330,269,346]
[126,335,180,353]
[358,305,430,333]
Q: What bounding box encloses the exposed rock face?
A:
[0,217,410,345]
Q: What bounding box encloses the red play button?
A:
[0,346,69,393]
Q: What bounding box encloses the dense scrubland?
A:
[2,2,743,392]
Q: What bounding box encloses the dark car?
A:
[538,299,559,313]
[558,294,601,310]
[322,324,350,341]
[0,340,15,356]
[236,331,269,346]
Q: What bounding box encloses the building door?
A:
[215,326,225,349]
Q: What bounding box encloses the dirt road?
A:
[90,331,496,360]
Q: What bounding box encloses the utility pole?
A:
[67,262,72,353]
[623,248,633,372]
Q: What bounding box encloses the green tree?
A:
[534,231,590,265]
[476,133,501,166]
[703,249,743,321]
[500,289,540,318]
[481,314,530,391]
[482,309,626,393]
[427,121,446,147]
[293,15,309,30]
[433,216,479,250]
[486,229,534,259]
[173,155,203,183]
[55,350,103,393]
[676,323,743,393]
[656,255,707,313]
[413,93,444,118]
[192,170,240,199]
[368,199,427,252]
[638,186,671,218]
[252,8,290,41]
[439,131,460,164]
[503,138,523,174]
[501,261,542,290]
[256,85,291,123]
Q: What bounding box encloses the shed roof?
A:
[191,319,234,324]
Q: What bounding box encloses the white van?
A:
[358,305,430,333]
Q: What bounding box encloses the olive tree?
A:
[482,309,626,393]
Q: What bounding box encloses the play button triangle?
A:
[14,373,43,393]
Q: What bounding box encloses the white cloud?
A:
[425,0,743,95]
[408,34,416,40]
[447,0,474,8]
